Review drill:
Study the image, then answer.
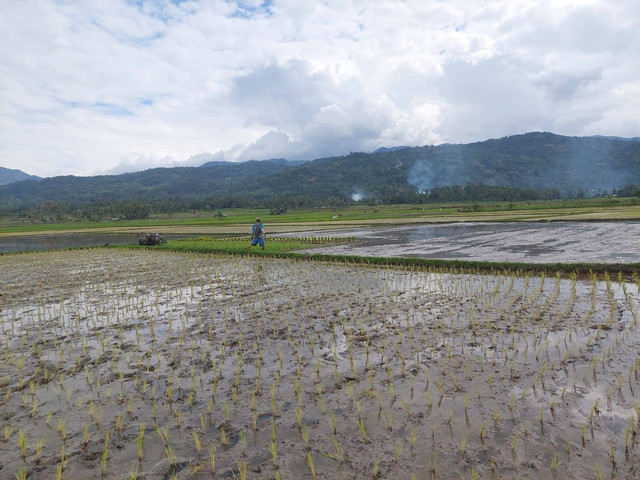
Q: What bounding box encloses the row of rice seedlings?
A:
[1,249,639,478]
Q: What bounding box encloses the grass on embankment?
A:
[3,197,640,236]
[147,236,354,254]
[135,236,640,280]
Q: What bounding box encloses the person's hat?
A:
[256,217,261,221]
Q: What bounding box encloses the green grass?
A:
[143,236,349,255]
[0,209,266,234]
[2,197,639,236]
[4,233,635,279]
[133,236,640,279]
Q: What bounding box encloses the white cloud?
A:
[238,130,293,161]
[0,0,638,177]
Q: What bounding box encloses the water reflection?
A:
[4,222,639,263]
[0,233,196,254]
[297,221,640,263]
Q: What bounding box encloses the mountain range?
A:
[1,132,639,211]
[0,167,40,186]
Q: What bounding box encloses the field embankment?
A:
[2,200,639,237]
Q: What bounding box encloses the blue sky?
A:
[1,0,639,177]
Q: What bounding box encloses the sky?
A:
[1,0,639,178]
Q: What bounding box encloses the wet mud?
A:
[1,249,639,479]
[0,233,201,254]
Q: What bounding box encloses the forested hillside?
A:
[0,167,40,186]
[1,132,639,218]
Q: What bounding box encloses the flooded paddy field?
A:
[0,233,201,254]
[1,249,639,479]
[297,221,640,263]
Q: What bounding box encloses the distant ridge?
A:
[199,158,308,168]
[589,135,640,142]
[0,167,40,186]
[1,132,639,211]
[373,146,410,154]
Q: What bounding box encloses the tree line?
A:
[6,183,639,223]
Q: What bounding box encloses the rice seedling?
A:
[269,438,278,465]
[394,442,403,464]
[461,434,467,459]
[358,416,371,444]
[427,452,439,479]
[3,424,15,441]
[60,443,68,470]
[400,397,411,417]
[164,444,177,467]
[101,448,108,477]
[594,462,603,480]
[328,410,337,435]
[409,429,417,452]
[17,429,27,460]
[270,384,278,418]
[34,437,44,463]
[193,431,201,455]
[624,427,631,453]
[209,445,216,475]
[155,425,169,447]
[370,457,381,479]
[549,451,562,478]
[609,445,617,471]
[93,406,104,429]
[127,464,139,480]
[2,247,638,479]
[301,424,310,450]
[218,425,229,449]
[306,452,317,480]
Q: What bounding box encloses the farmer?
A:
[248,217,266,250]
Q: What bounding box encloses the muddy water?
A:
[298,221,640,263]
[0,233,201,254]
[1,250,639,479]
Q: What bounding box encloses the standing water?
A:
[297,221,640,263]
[0,233,197,254]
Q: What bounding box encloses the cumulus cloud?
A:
[434,56,552,141]
[536,69,603,103]
[238,131,294,161]
[0,0,638,177]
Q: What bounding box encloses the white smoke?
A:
[407,160,433,193]
[351,190,367,201]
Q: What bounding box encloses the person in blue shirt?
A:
[248,217,266,250]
